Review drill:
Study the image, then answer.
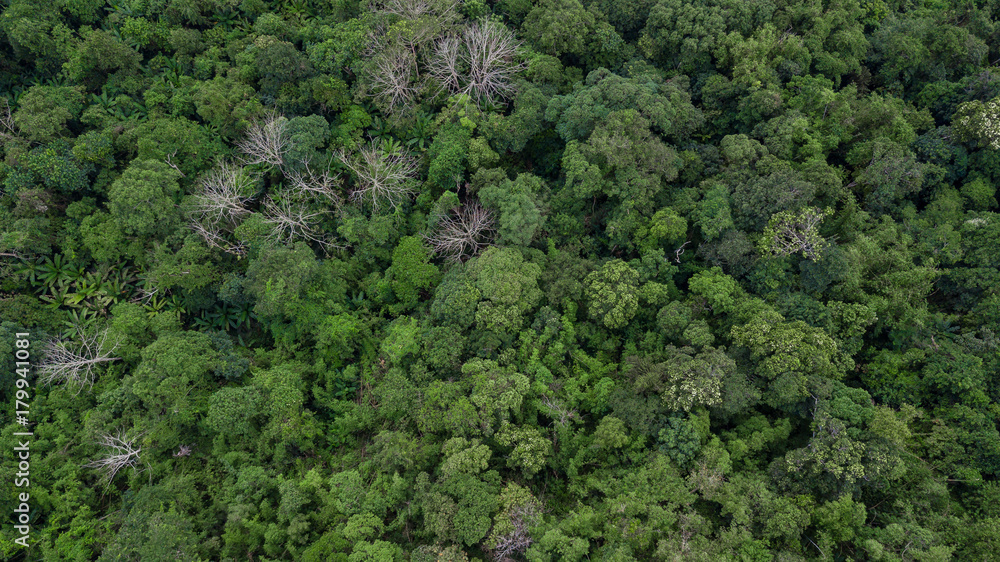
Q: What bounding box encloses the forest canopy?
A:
[1,0,1000,560]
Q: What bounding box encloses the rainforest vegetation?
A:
[1,0,1000,560]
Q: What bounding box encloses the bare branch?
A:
[374,0,431,18]
[186,161,258,257]
[425,201,495,262]
[674,240,690,264]
[539,395,578,428]
[188,219,248,257]
[487,498,543,561]
[37,328,122,393]
[261,196,337,249]
[461,19,524,105]
[0,98,19,140]
[364,43,420,115]
[372,0,460,22]
[428,34,463,95]
[427,20,524,105]
[84,430,143,483]
[131,285,159,306]
[339,141,419,213]
[164,150,186,177]
[191,161,256,226]
[236,112,291,167]
[284,159,343,206]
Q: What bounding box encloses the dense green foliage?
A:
[2,0,1000,560]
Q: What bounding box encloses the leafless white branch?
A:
[374,0,430,18]
[372,0,460,22]
[488,501,542,561]
[261,196,335,249]
[0,98,18,140]
[236,112,291,167]
[186,161,258,257]
[540,395,578,428]
[461,19,524,105]
[339,142,419,213]
[164,150,186,177]
[428,34,463,95]
[191,161,256,226]
[84,430,143,483]
[37,328,122,393]
[674,240,690,264]
[426,20,524,105]
[189,219,248,257]
[365,44,420,115]
[284,160,343,206]
[425,201,495,262]
[131,285,159,305]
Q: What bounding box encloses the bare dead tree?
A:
[364,44,420,115]
[236,112,291,168]
[488,500,542,561]
[84,430,143,483]
[461,19,524,105]
[187,161,260,256]
[424,201,495,262]
[372,0,462,52]
[674,512,699,554]
[37,328,122,393]
[362,0,461,115]
[361,6,518,116]
[339,142,419,213]
[374,0,431,18]
[372,0,460,20]
[191,161,256,226]
[283,160,343,206]
[539,395,578,428]
[189,219,248,257]
[173,444,193,458]
[261,196,336,249]
[687,458,726,500]
[189,219,227,247]
[428,34,463,95]
[427,20,524,104]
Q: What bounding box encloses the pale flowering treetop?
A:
[759,207,833,261]
[954,96,1000,150]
